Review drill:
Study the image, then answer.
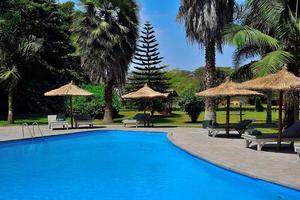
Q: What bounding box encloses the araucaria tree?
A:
[75,0,139,122]
[128,21,169,92]
[127,21,169,114]
[177,0,235,123]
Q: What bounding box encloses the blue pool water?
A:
[0,131,299,200]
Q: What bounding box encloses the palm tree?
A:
[177,0,235,123]
[225,0,300,127]
[0,66,20,124]
[75,0,139,123]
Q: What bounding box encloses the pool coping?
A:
[167,132,300,191]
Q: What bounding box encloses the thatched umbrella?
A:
[197,79,263,135]
[240,65,300,147]
[44,81,93,128]
[122,83,167,114]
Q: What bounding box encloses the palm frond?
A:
[0,65,20,90]
[252,50,294,76]
[224,24,280,50]
[177,0,235,50]
[230,62,255,82]
[232,44,261,67]
[246,0,287,28]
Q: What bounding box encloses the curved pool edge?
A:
[167,132,300,191]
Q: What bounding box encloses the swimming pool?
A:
[0,130,299,200]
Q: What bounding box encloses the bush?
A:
[70,84,121,118]
[178,90,204,122]
[255,97,264,112]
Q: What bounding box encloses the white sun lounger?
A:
[48,115,69,130]
[242,134,300,151]
[243,122,300,151]
[207,119,255,137]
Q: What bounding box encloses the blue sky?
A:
[59,0,246,71]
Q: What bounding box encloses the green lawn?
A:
[0,110,279,133]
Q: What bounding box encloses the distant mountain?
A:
[166,67,234,95]
[166,69,200,95]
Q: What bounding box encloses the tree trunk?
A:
[204,39,217,123]
[266,91,272,124]
[7,89,14,124]
[103,81,114,123]
[284,94,295,128]
[284,65,298,128]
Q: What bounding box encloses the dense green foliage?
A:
[178,90,204,122]
[0,0,84,117]
[75,0,139,122]
[71,84,121,118]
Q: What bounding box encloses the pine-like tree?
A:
[127,21,169,92]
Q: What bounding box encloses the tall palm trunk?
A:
[7,88,14,124]
[204,39,217,123]
[103,81,114,123]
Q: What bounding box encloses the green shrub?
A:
[69,84,121,118]
[178,90,204,122]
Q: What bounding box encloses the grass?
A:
[0,110,279,133]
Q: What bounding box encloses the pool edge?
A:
[167,132,300,191]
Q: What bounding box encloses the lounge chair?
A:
[207,119,254,137]
[48,114,69,130]
[243,121,300,151]
[74,114,93,128]
[122,114,153,128]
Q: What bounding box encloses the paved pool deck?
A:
[0,125,299,190]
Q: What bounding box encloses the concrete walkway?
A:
[0,125,299,190]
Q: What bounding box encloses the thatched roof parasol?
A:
[197,79,263,136]
[44,81,93,128]
[239,65,300,149]
[239,66,300,91]
[196,79,263,97]
[122,84,166,99]
[44,81,93,97]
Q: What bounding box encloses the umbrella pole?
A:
[277,91,283,150]
[226,96,230,136]
[144,101,146,126]
[70,96,74,128]
[240,102,243,122]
